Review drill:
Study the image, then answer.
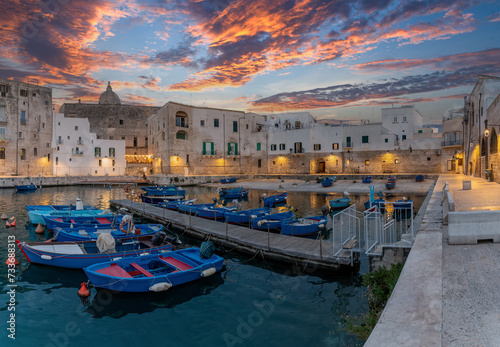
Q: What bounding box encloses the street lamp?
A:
[484,128,490,138]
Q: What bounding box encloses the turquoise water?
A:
[0,185,423,346]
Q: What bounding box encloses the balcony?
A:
[291,148,305,155]
[77,140,84,145]
[442,140,463,147]
[57,139,64,145]
[343,142,353,148]
[0,136,9,143]
[0,117,7,123]
[202,150,217,158]
[72,149,84,156]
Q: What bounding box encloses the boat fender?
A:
[41,255,52,260]
[112,257,122,261]
[250,215,257,219]
[150,282,172,292]
[201,267,216,277]
[318,224,325,229]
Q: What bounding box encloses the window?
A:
[21,111,26,125]
[345,136,351,147]
[365,160,369,166]
[20,148,26,160]
[95,147,101,157]
[75,126,78,131]
[271,144,277,151]
[121,137,125,140]
[362,136,369,144]
[162,132,165,141]
[233,121,238,132]
[200,120,205,127]
[20,89,28,97]
[175,116,187,127]
[119,119,124,125]
[246,124,249,130]
[133,137,137,147]
[42,123,45,129]
[176,131,187,140]
[34,148,37,156]
[402,135,406,140]
[214,118,219,127]
[294,142,303,153]
[279,143,286,150]
[313,144,321,151]
[202,141,215,155]
[332,143,339,150]
[228,142,238,155]
[78,137,83,145]
[108,117,113,127]
[0,127,5,140]
[55,157,58,165]
[257,143,261,151]
[0,147,4,159]
[385,138,388,143]
[0,84,8,97]
[258,159,261,168]
[393,117,397,123]
[145,137,148,145]
[109,148,115,157]
[18,132,22,138]
[99,159,102,167]
[0,103,5,120]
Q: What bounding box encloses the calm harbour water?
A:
[0,185,425,346]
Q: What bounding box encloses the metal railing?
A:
[331,204,362,265]
[343,142,353,148]
[441,140,463,147]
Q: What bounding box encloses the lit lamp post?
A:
[484,127,491,181]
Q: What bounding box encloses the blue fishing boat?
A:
[16,184,37,192]
[329,192,351,210]
[321,177,335,187]
[141,194,185,204]
[177,203,214,214]
[83,247,224,292]
[16,235,174,269]
[362,176,372,183]
[220,177,237,184]
[262,192,288,207]
[281,216,327,236]
[28,208,110,225]
[251,211,294,231]
[196,206,236,220]
[158,198,197,211]
[385,180,396,190]
[224,207,271,225]
[43,215,123,231]
[141,185,186,196]
[54,224,164,242]
[25,201,95,212]
[415,175,424,182]
[218,187,249,199]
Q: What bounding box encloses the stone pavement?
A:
[366,174,500,347]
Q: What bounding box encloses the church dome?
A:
[98,82,121,105]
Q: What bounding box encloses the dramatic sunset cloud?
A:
[0,0,499,121]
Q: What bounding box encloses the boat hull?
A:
[16,237,173,269]
[224,208,270,225]
[16,184,37,191]
[220,177,237,184]
[28,209,107,225]
[263,193,288,207]
[251,211,294,231]
[55,224,163,242]
[141,186,186,196]
[329,198,351,210]
[281,216,327,236]
[43,215,123,231]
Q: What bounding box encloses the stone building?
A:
[441,110,464,173]
[463,75,500,177]
[148,102,268,175]
[59,82,160,175]
[52,113,126,176]
[0,78,53,176]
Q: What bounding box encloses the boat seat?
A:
[54,218,63,222]
[96,217,111,224]
[130,262,154,277]
[70,219,76,224]
[159,256,192,271]
[96,264,132,278]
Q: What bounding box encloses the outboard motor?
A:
[321,205,330,217]
[152,231,167,246]
[200,241,216,259]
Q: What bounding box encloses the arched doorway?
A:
[317,159,326,173]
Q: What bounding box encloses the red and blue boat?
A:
[16,235,173,269]
[262,192,288,207]
[43,215,124,231]
[280,216,327,236]
[83,247,224,293]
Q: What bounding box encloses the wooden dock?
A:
[110,199,357,270]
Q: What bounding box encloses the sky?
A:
[1,0,500,124]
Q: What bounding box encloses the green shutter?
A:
[257,143,261,151]
[235,143,238,155]
[211,142,214,155]
[203,142,206,155]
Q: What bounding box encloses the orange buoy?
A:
[5,257,19,265]
[35,222,45,233]
[5,221,10,228]
[77,282,90,297]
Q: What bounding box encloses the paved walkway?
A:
[366,174,500,347]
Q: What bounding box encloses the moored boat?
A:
[262,192,288,207]
[281,216,327,236]
[224,207,271,225]
[141,185,186,196]
[54,224,163,242]
[196,205,236,220]
[158,198,197,211]
[43,215,123,231]
[250,211,294,231]
[385,180,396,190]
[329,192,351,211]
[83,247,224,292]
[362,176,372,183]
[16,234,174,269]
[415,175,424,182]
[141,194,185,204]
[218,187,248,199]
[177,203,214,215]
[16,184,37,192]
[220,177,237,184]
[28,208,110,225]
[321,177,335,187]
